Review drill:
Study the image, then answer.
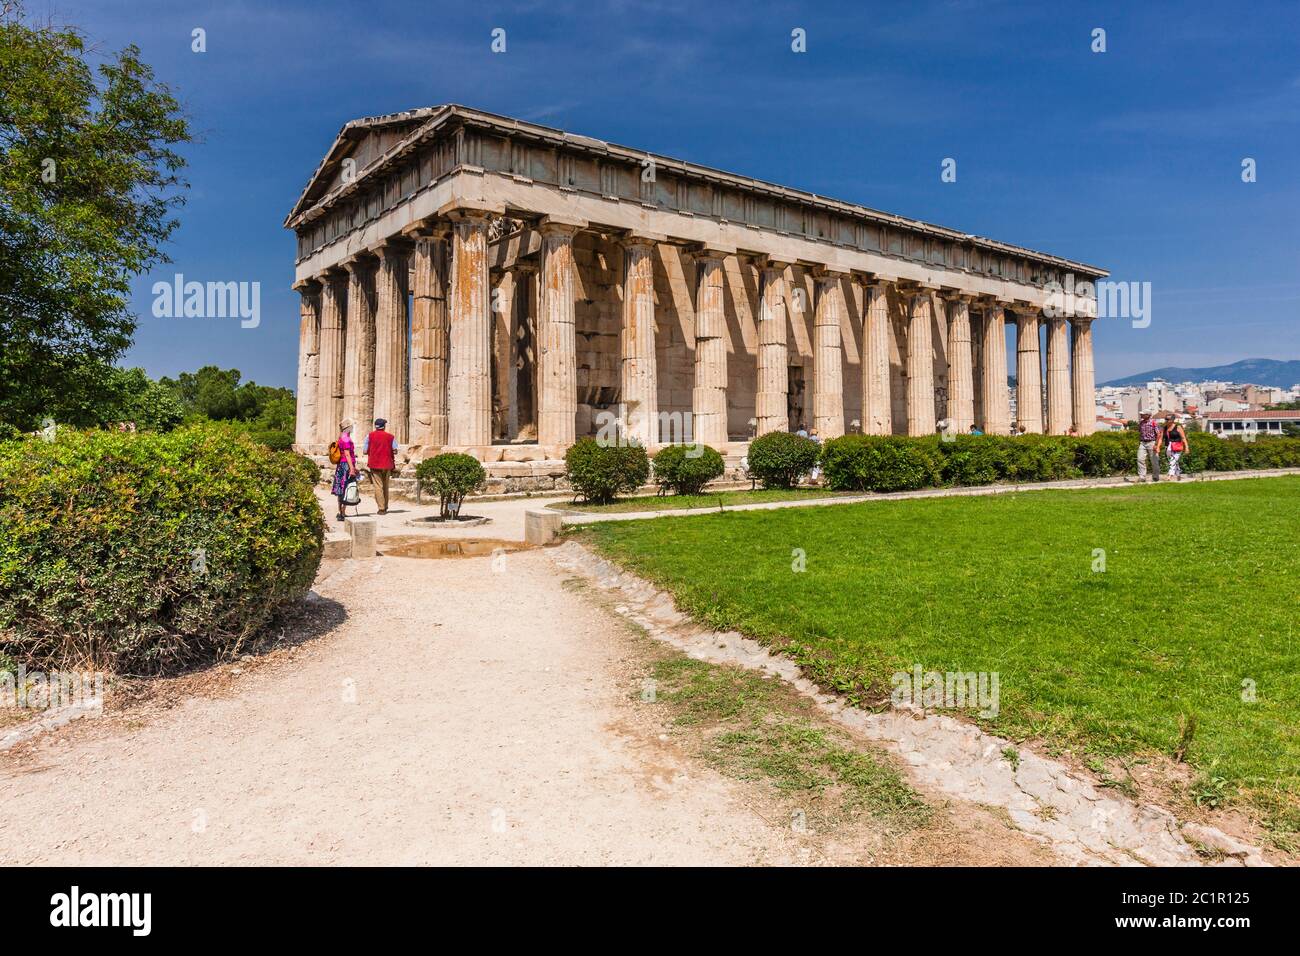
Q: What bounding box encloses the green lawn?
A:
[579,477,1300,839]
[550,487,850,514]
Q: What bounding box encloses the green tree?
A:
[159,366,294,426]
[0,3,190,430]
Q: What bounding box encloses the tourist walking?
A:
[1160,414,1189,481]
[330,419,358,521]
[1134,411,1161,482]
[364,417,400,515]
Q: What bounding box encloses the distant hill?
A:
[1100,359,1300,388]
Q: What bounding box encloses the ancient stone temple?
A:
[286,105,1106,485]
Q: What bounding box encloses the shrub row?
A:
[815,431,1300,493]
[0,423,324,675]
[561,430,1300,501]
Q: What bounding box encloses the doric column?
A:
[1045,314,1071,434]
[812,271,845,438]
[1071,317,1097,435]
[341,255,376,436]
[980,303,1011,435]
[316,271,348,443]
[691,250,729,447]
[905,289,936,436]
[491,268,516,440]
[409,227,450,448]
[621,236,659,447]
[447,212,492,447]
[971,309,984,429]
[372,241,410,442]
[538,219,582,448]
[861,279,892,435]
[293,281,321,450]
[945,294,975,434]
[1015,305,1044,433]
[755,258,790,436]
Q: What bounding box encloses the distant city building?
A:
[1200,409,1300,437]
[1244,384,1285,406]
[1094,376,1298,425]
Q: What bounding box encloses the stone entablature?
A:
[287,106,1108,463]
[286,105,1105,303]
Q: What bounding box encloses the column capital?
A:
[618,230,664,250]
[895,279,938,302]
[1012,302,1041,318]
[749,254,793,272]
[400,217,452,240]
[437,199,505,221]
[292,278,321,295]
[812,264,851,282]
[853,272,895,291]
[687,242,734,262]
[1068,314,1096,328]
[341,252,377,274]
[539,214,587,237]
[372,238,414,265]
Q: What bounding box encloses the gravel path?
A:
[0,549,806,865]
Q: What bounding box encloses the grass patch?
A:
[550,487,850,514]
[584,477,1300,839]
[650,655,930,831]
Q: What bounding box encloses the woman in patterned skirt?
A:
[331,419,358,521]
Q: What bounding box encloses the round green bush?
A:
[564,437,650,503]
[415,452,486,518]
[652,443,725,495]
[747,431,819,488]
[0,423,324,675]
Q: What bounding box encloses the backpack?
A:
[343,477,361,506]
[328,440,342,465]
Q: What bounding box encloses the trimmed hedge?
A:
[818,431,1300,493]
[565,437,650,503]
[0,423,324,674]
[652,443,725,495]
[415,452,486,518]
[819,435,941,492]
[747,431,820,488]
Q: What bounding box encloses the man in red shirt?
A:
[363,418,400,514]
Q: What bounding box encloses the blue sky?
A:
[40,0,1300,385]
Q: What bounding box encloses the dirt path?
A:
[1,549,825,865]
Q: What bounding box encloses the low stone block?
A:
[524,509,563,545]
[348,517,378,559]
